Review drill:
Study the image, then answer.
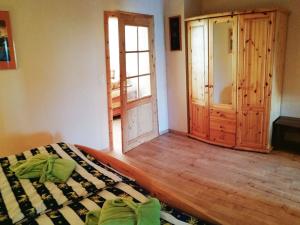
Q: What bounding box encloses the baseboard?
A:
[169,129,188,136]
[159,129,170,135]
[159,129,188,136]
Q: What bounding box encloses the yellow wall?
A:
[0,0,168,156]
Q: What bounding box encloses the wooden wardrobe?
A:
[186,8,289,152]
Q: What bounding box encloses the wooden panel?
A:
[190,103,209,139]
[240,18,268,108]
[187,19,209,140]
[127,102,154,147]
[137,102,153,135]
[127,107,138,141]
[238,111,265,149]
[237,12,275,150]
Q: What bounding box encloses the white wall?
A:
[0,0,168,156]
[164,0,187,133]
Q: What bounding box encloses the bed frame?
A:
[76,144,220,225]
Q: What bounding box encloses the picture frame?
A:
[0,11,16,70]
[169,15,181,51]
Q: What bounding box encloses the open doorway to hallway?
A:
[107,15,122,154]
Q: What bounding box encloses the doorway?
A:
[104,11,159,154]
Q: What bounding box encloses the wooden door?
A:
[208,16,237,147]
[187,19,209,140]
[118,12,158,152]
[237,12,275,150]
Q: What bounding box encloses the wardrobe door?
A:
[208,16,237,147]
[187,19,209,139]
[237,12,275,150]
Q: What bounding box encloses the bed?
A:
[0,143,215,225]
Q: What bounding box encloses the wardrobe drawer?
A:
[210,118,236,133]
[210,108,236,121]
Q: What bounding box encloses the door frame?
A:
[104,11,159,152]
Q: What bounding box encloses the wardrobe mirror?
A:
[212,21,234,105]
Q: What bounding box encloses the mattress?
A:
[0,143,212,225]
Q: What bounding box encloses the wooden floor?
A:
[111,133,300,225]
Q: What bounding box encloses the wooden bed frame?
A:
[76,144,220,225]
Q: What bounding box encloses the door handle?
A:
[205,85,213,88]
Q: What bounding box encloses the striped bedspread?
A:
[0,143,121,224]
[0,143,212,225]
[18,180,210,225]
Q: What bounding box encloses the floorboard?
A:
[111,133,300,225]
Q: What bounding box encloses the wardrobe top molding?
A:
[185,8,289,21]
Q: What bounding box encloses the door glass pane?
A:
[212,21,233,105]
[138,27,149,51]
[127,77,138,101]
[139,75,151,98]
[138,52,150,75]
[125,25,137,51]
[126,53,138,77]
[191,25,205,104]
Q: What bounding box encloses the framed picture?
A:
[169,15,181,51]
[0,11,16,69]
